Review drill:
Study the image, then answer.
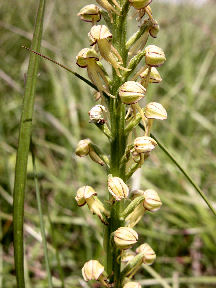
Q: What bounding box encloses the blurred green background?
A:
[0,0,216,287]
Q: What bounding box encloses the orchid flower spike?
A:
[88,25,130,78]
[76,48,114,99]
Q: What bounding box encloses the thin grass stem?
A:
[31,143,53,288]
[139,124,216,217]
[13,1,46,287]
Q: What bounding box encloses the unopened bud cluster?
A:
[75,0,167,286]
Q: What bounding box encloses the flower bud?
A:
[88,105,106,124]
[77,4,101,23]
[123,282,142,288]
[88,25,112,46]
[149,20,160,38]
[119,81,146,104]
[145,45,166,67]
[144,102,167,120]
[75,186,97,206]
[136,243,156,265]
[114,227,138,249]
[143,189,162,211]
[108,175,129,201]
[134,136,157,154]
[129,0,152,10]
[82,260,105,281]
[76,48,99,68]
[75,139,91,157]
[140,67,162,84]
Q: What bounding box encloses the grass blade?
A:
[31,143,53,288]
[13,0,46,287]
[139,124,216,217]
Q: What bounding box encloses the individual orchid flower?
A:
[75,186,110,224]
[77,4,101,25]
[88,25,130,78]
[76,48,114,99]
[144,102,167,135]
[132,66,162,89]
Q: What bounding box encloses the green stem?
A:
[105,4,130,287]
[13,1,46,287]
[31,143,53,288]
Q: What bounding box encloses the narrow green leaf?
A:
[139,123,216,217]
[31,142,53,288]
[13,1,46,287]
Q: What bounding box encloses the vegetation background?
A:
[0,0,216,287]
